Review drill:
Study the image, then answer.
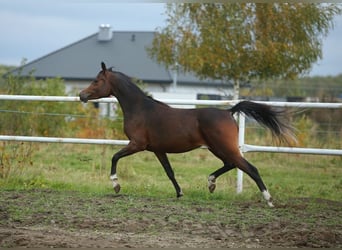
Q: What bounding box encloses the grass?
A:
[1,141,341,203]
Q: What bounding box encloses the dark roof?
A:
[12,30,229,87]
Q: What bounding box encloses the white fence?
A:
[1,95,341,193]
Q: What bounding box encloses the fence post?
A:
[237,112,245,193]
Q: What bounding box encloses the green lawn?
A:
[1,142,341,203]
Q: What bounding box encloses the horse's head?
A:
[79,62,113,103]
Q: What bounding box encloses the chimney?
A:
[97,24,112,41]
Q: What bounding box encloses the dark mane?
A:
[111,71,143,94]
[111,70,132,82]
[112,70,170,107]
[147,95,170,107]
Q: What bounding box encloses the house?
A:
[13,24,235,113]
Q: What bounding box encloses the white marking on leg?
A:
[208,175,216,193]
[110,174,121,193]
[208,175,215,182]
[262,190,271,200]
[110,174,118,180]
[262,190,274,208]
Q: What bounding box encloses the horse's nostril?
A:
[79,92,89,103]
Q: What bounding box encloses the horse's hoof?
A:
[113,183,121,193]
[177,190,184,198]
[267,201,274,208]
[208,183,216,193]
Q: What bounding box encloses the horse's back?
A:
[196,107,235,125]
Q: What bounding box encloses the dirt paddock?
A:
[0,189,341,248]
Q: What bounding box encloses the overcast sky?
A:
[1,0,341,77]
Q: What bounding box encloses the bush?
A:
[0,72,79,136]
[0,69,127,140]
[0,142,34,179]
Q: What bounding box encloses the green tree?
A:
[148,3,341,99]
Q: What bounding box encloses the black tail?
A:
[230,101,295,144]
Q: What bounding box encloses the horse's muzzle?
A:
[79,92,90,103]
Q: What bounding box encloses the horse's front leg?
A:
[110,141,145,193]
[154,152,183,198]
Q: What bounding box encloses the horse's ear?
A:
[101,62,107,72]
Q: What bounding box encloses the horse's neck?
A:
[114,79,148,115]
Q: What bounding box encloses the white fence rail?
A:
[1,95,341,193]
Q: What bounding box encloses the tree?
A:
[148,3,341,99]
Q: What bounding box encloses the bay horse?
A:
[79,62,294,207]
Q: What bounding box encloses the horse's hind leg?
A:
[209,149,274,207]
[201,119,273,207]
[208,163,235,193]
[154,152,183,198]
[237,157,274,207]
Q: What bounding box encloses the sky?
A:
[1,0,342,77]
